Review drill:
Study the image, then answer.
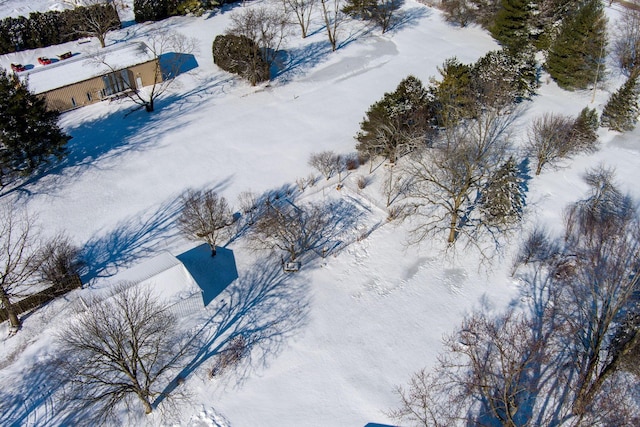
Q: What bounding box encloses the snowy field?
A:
[0,1,638,426]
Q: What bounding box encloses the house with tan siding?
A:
[19,41,161,112]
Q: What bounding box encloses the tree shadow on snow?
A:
[79,196,183,284]
[159,52,199,78]
[384,5,431,35]
[156,256,310,405]
[274,40,335,83]
[177,244,239,306]
[0,355,80,426]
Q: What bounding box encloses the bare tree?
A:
[320,0,342,51]
[59,284,183,421]
[228,5,290,72]
[373,0,402,33]
[92,30,197,112]
[65,0,121,48]
[388,368,451,427]
[525,113,573,176]
[390,311,555,427]
[36,234,84,290]
[283,0,316,38]
[0,206,41,332]
[405,109,514,244]
[613,8,640,76]
[308,150,339,180]
[558,167,640,418]
[525,111,598,176]
[249,201,326,262]
[383,163,412,207]
[177,189,234,257]
[440,0,478,27]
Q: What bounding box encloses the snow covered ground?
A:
[0,1,638,426]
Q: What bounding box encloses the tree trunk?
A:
[535,160,542,175]
[210,244,217,257]
[145,100,154,112]
[138,393,153,414]
[0,287,20,330]
[98,34,106,48]
[448,212,458,243]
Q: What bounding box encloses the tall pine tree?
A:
[601,74,640,132]
[489,0,532,53]
[546,0,607,90]
[0,70,69,188]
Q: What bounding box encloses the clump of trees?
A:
[525,107,599,175]
[0,70,70,189]
[356,75,432,164]
[390,168,640,425]
[0,206,83,332]
[134,0,218,22]
[404,107,517,245]
[0,2,121,54]
[429,50,537,128]
[352,52,538,246]
[545,0,607,90]
[213,5,289,85]
[342,0,403,33]
[440,0,607,92]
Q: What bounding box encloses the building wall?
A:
[42,59,161,112]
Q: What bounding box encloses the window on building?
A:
[102,69,134,96]
[87,92,92,101]
[71,97,76,107]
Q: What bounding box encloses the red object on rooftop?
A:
[38,57,52,65]
[10,63,26,72]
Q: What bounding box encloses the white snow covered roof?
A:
[114,251,201,303]
[19,41,156,94]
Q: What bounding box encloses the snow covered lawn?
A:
[0,1,638,426]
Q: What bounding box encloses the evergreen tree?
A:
[489,0,532,53]
[546,0,607,90]
[571,106,599,144]
[342,0,378,19]
[479,156,525,226]
[601,74,640,132]
[429,57,475,127]
[134,0,173,22]
[356,75,432,162]
[530,0,577,51]
[472,48,538,109]
[0,70,69,188]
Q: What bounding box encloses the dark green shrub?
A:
[212,34,269,85]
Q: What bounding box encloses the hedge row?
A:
[0,4,121,55]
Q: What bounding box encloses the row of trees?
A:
[441,0,608,92]
[391,167,640,426]
[177,187,333,263]
[0,0,120,53]
[134,0,225,22]
[212,0,403,84]
[0,205,83,332]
